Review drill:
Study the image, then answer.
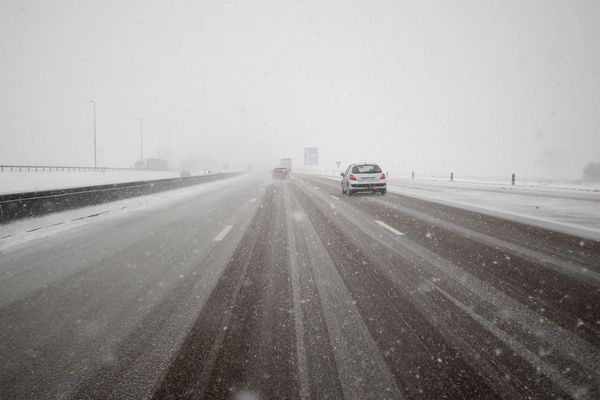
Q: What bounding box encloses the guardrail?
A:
[0,164,132,172]
[0,172,240,224]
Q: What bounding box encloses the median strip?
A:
[374,220,405,236]
[214,225,234,241]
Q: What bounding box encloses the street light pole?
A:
[89,100,96,169]
[168,131,171,169]
[138,118,143,162]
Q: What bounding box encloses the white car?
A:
[341,163,387,195]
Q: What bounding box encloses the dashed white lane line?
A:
[374,220,405,236]
[314,186,320,189]
[330,195,340,200]
[214,225,234,241]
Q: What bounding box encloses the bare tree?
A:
[583,162,600,182]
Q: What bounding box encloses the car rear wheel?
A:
[380,189,386,195]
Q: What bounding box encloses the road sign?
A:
[304,148,319,166]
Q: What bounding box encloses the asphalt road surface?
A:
[1,174,599,399]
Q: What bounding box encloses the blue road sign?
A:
[304,147,319,166]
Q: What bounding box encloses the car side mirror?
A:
[340,173,345,177]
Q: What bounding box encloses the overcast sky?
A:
[1,0,599,178]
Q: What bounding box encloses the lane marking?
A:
[314,186,320,189]
[213,225,233,241]
[374,220,404,236]
[330,195,340,200]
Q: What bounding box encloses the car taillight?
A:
[380,173,386,180]
[349,174,357,181]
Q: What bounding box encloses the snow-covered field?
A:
[312,172,600,240]
[0,170,203,195]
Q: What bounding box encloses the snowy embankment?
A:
[312,172,600,240]
[0,170,197,195]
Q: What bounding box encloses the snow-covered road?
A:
[1,173,599,399]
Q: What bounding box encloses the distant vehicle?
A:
[272,167,290,180]
[280,158,292,172]
[180,169,191,178]
[340,163,386,195]
[134,158,169,171]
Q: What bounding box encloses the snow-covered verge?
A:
[0,170,214,195]
[299,170,600,194]
[0,174,248,253]
[308,172,600,241]
[386,182,600,240]
[387,176,600,197]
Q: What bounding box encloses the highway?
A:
[1,173,599,399]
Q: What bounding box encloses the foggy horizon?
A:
[3,3,600,399]
[2,0,599,179]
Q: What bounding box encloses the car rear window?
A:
[352,165,381,173]
[274,168,287,172]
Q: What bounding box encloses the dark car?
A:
[272,167,290,180]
